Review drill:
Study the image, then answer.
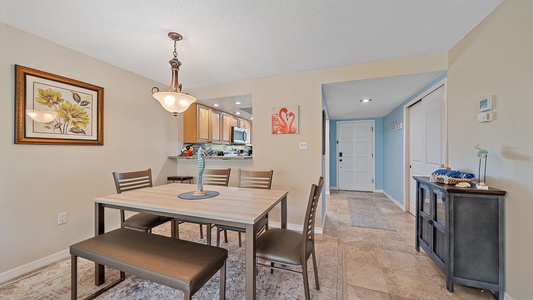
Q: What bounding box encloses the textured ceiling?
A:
[0,0,503,119]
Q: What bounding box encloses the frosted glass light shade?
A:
[26,110,57,123]
[152,92,196,115]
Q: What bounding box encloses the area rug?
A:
[347,197,395,231]
[0,223,344,299]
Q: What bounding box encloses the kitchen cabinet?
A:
[221,113,233,143]
[183,103,218,143]
[413,176,506,299]
[210,109,221,143]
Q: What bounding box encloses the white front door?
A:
[337,121,374,191]
[408,84,446,215]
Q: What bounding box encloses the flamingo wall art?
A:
[272,105,299,134]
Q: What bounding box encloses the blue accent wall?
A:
[382,72,447,204]
[329,118,383,190]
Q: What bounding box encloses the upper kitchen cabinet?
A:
[210,109,221,143]
[221,112,233,143]
[183,103,216,143]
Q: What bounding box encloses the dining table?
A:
[93,182,288,300]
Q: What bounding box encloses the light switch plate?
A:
[477,111,493,122]
[299,142,308,150]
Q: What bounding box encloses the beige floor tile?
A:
[347,285,393,300]
[382,268,446,300]
[375,250,427,275]
[345,260,389,293]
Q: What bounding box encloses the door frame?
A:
[336,119,376,192]
[403,78,448,213]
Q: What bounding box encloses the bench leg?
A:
[206,224,212,245]
[184,291,191,300]
[171,219,177,238]
[71,255,77,300]
[199,224,204,239]
[220,261,226,300]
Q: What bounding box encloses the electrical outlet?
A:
[57,212,68,225]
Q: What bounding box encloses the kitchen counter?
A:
[168,155,252,160]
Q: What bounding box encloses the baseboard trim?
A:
[381,190,405,211]
[0,249,69,285]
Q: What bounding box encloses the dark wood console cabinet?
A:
[413,176,506,299]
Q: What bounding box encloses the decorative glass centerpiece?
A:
[475,145,489,190]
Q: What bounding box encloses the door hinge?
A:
[372,179,374,183]
[371,127,374,132]
[372,153,374,157]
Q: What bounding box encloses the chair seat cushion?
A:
[255,228,313,266]
[123,213,172,231]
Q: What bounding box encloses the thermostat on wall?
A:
[477,111,493,123]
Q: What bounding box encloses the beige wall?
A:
[0,24,180,277]
[447,0,533,298]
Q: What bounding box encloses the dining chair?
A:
[112,169,173,235]
[216,169,274,247]
[201,168,232,186]
[255,176,324,300]
[176,168,232,245]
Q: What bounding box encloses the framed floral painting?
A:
[272,105,299,134]
[15,65,104,145]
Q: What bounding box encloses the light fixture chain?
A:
[173,40,178,59]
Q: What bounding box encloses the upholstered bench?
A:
[70,228,228,300]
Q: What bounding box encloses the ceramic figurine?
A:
[194,148,207,196]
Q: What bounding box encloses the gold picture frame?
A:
[15,65,104,145]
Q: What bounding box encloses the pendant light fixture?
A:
[151,32,196,116]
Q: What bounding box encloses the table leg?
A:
[95,203,105,285]
[245,223,256,300]
[281,194,287,229]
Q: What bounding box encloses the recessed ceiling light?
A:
[235,101,241,105]
[213,104,219,107]
[235,111,241,115]
[360,98,372,103]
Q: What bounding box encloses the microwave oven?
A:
[231,126,247,144]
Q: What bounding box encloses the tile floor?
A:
[0,190,497,299]
[322,190,496,300]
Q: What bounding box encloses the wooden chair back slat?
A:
[202,168,231,187]
[113,169,153,194]
[238,170,274,190]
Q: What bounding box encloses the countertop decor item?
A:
[193,148,207,196]
[475,145,489,190]
[151,32,196,116]
[431,168,475,185]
